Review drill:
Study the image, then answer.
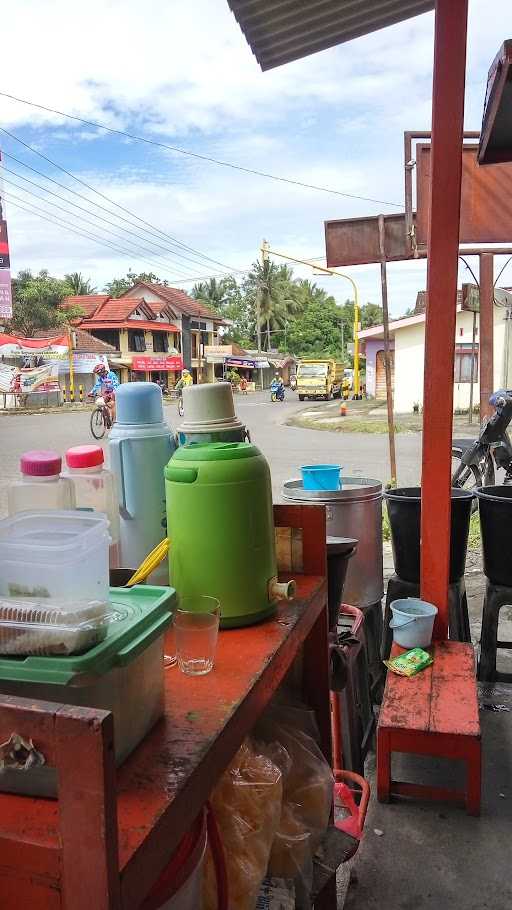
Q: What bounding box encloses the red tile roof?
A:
[89,297,155,322]
[130,282,224,321]
[30,328,117,353]
[61,295,109,318]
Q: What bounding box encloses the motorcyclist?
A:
[270,373,285,400]
[89,363,119,423]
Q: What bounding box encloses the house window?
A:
[454,347,478,383]
[128,329,146,352]
[191,333,198,358]
[153,332,169,353]
[90,329,120,349]
[191,320,207,331]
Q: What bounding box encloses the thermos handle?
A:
[165,465,198,484]
[112,437,133,518]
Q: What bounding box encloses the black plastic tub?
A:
[384,487,474,584]
[476,486,512,586]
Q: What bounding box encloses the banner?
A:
[0,332,68,355]
[0,220,10,270]
[132,355,183,372]
[0,270,12,319]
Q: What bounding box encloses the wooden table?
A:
[0,505,341,909]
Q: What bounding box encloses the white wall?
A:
[393,306,509,413]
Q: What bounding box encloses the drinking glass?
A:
[174,595,220,676]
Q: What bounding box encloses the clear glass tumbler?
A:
[174,595,220,676]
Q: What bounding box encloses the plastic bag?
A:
[256,705,334,907]
[203,739,283,910]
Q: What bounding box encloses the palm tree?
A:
[248,260,300,351]
[191,278,227,313]
[65,272,96,295]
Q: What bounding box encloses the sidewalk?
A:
[339,545,512,909]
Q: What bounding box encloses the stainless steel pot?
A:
[283,477,383,607]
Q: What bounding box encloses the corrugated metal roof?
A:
[228,0,435,70]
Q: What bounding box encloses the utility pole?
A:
[378,214,397,484]
[258,240,269,390]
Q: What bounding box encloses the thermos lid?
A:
[115,382,165,425]
[168,441,261,467]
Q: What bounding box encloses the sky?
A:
[0,0,511,316]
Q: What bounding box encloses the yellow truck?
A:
[296,359,344,401]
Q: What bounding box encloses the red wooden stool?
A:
[377,640,481,816]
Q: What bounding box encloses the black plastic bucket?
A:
[384,487,474,584]
[476,485,512,586]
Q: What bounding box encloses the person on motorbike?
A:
[270,373,285,401]
[89,363,119,423]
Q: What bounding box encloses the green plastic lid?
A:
[0,585,175,686]
[168,441,262,466]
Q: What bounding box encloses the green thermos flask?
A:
[164,442,294,627]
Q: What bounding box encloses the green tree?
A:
[192,278,228,313]
[7,270,83,337]
[64,272,96,295]
[244,260,299,351]
[360,302,383,328]
[103,270,166,297]
[286,294,343,358]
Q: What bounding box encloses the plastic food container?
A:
[0,511,110,614]
[0,584,175,797]
[0,597,125,656]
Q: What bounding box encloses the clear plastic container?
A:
[0,585,174,797]
[0,510,110,613]
[64,444,121,568]
[8,450,76,516]
[0,597,128,656]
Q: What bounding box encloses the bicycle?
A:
[90,395,112,439]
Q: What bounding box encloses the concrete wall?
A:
[393,307,509,413]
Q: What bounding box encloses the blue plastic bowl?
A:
[301,464,342,492]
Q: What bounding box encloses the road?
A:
[0,391,422,515]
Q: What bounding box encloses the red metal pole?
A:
[420,0,468,639]
[479,253,494,420]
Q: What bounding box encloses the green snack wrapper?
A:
[384,647,433,677]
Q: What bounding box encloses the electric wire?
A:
[0,91,402,207]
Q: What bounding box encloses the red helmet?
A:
[93,364,107,374]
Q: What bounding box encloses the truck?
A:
[295,359,344,401]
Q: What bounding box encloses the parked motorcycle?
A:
[270,379,285,402]
[452,390,512,503]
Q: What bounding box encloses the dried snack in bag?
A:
[203,739,283,910]
[384,647,433,677]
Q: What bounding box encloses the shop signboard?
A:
[132,355,183,372]
[0,269,12,319]
[0,220,10,269]
[225,357,258,369]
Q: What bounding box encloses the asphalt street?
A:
[0,391,423,515]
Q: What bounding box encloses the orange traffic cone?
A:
[340,403,347,417]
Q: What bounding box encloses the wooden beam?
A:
[420,0,468,638]
[479,253,494,419]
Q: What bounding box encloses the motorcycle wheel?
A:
[451,450,482,511]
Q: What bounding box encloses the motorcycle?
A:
[270,380,285,403]
[452,390,512,504]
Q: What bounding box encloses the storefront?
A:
[131,354,184,387]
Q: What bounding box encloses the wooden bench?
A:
[377,640,481,815]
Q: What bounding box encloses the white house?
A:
[359,290,512,413]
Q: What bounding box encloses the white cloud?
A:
[2,0,511,314]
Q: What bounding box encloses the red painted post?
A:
[420,0,468,639]
[479,253,494,420]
